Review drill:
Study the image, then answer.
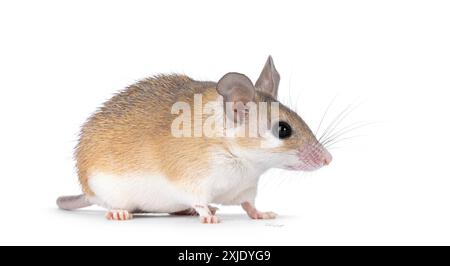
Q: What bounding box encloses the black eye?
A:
[273,121,292,139]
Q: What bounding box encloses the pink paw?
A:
[105,210,133,221]
[248,211,277,220]
[200,215,220,224]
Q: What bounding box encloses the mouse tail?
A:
[56,194,92,210]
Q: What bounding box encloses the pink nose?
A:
[322,149,332,165]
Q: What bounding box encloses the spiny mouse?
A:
[57,56,332,223]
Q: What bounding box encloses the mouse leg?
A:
[170,208,198,216]
[170,205,219,216]
[105,209,133,221]
[236,187,277,219]
[241,201,277,219]
[192,204,220,224]
[208,205,219,215]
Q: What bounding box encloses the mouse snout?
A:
[292,144,332,171]
[322,148,332,166]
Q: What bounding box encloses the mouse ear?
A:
[217,72,255,122]
[255,55,280,99]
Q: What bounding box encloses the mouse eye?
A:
[273,121,292,139]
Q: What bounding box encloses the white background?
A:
[0,0,449,245]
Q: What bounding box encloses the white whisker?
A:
[315,94,338,137]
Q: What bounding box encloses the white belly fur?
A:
[87,168,262,213]
[88,172,194,212]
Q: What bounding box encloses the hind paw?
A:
[105,210,133,221]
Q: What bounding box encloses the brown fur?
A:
[76,75,215,195]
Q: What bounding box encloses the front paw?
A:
[200,215,220,224]
[247,211,277,220]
